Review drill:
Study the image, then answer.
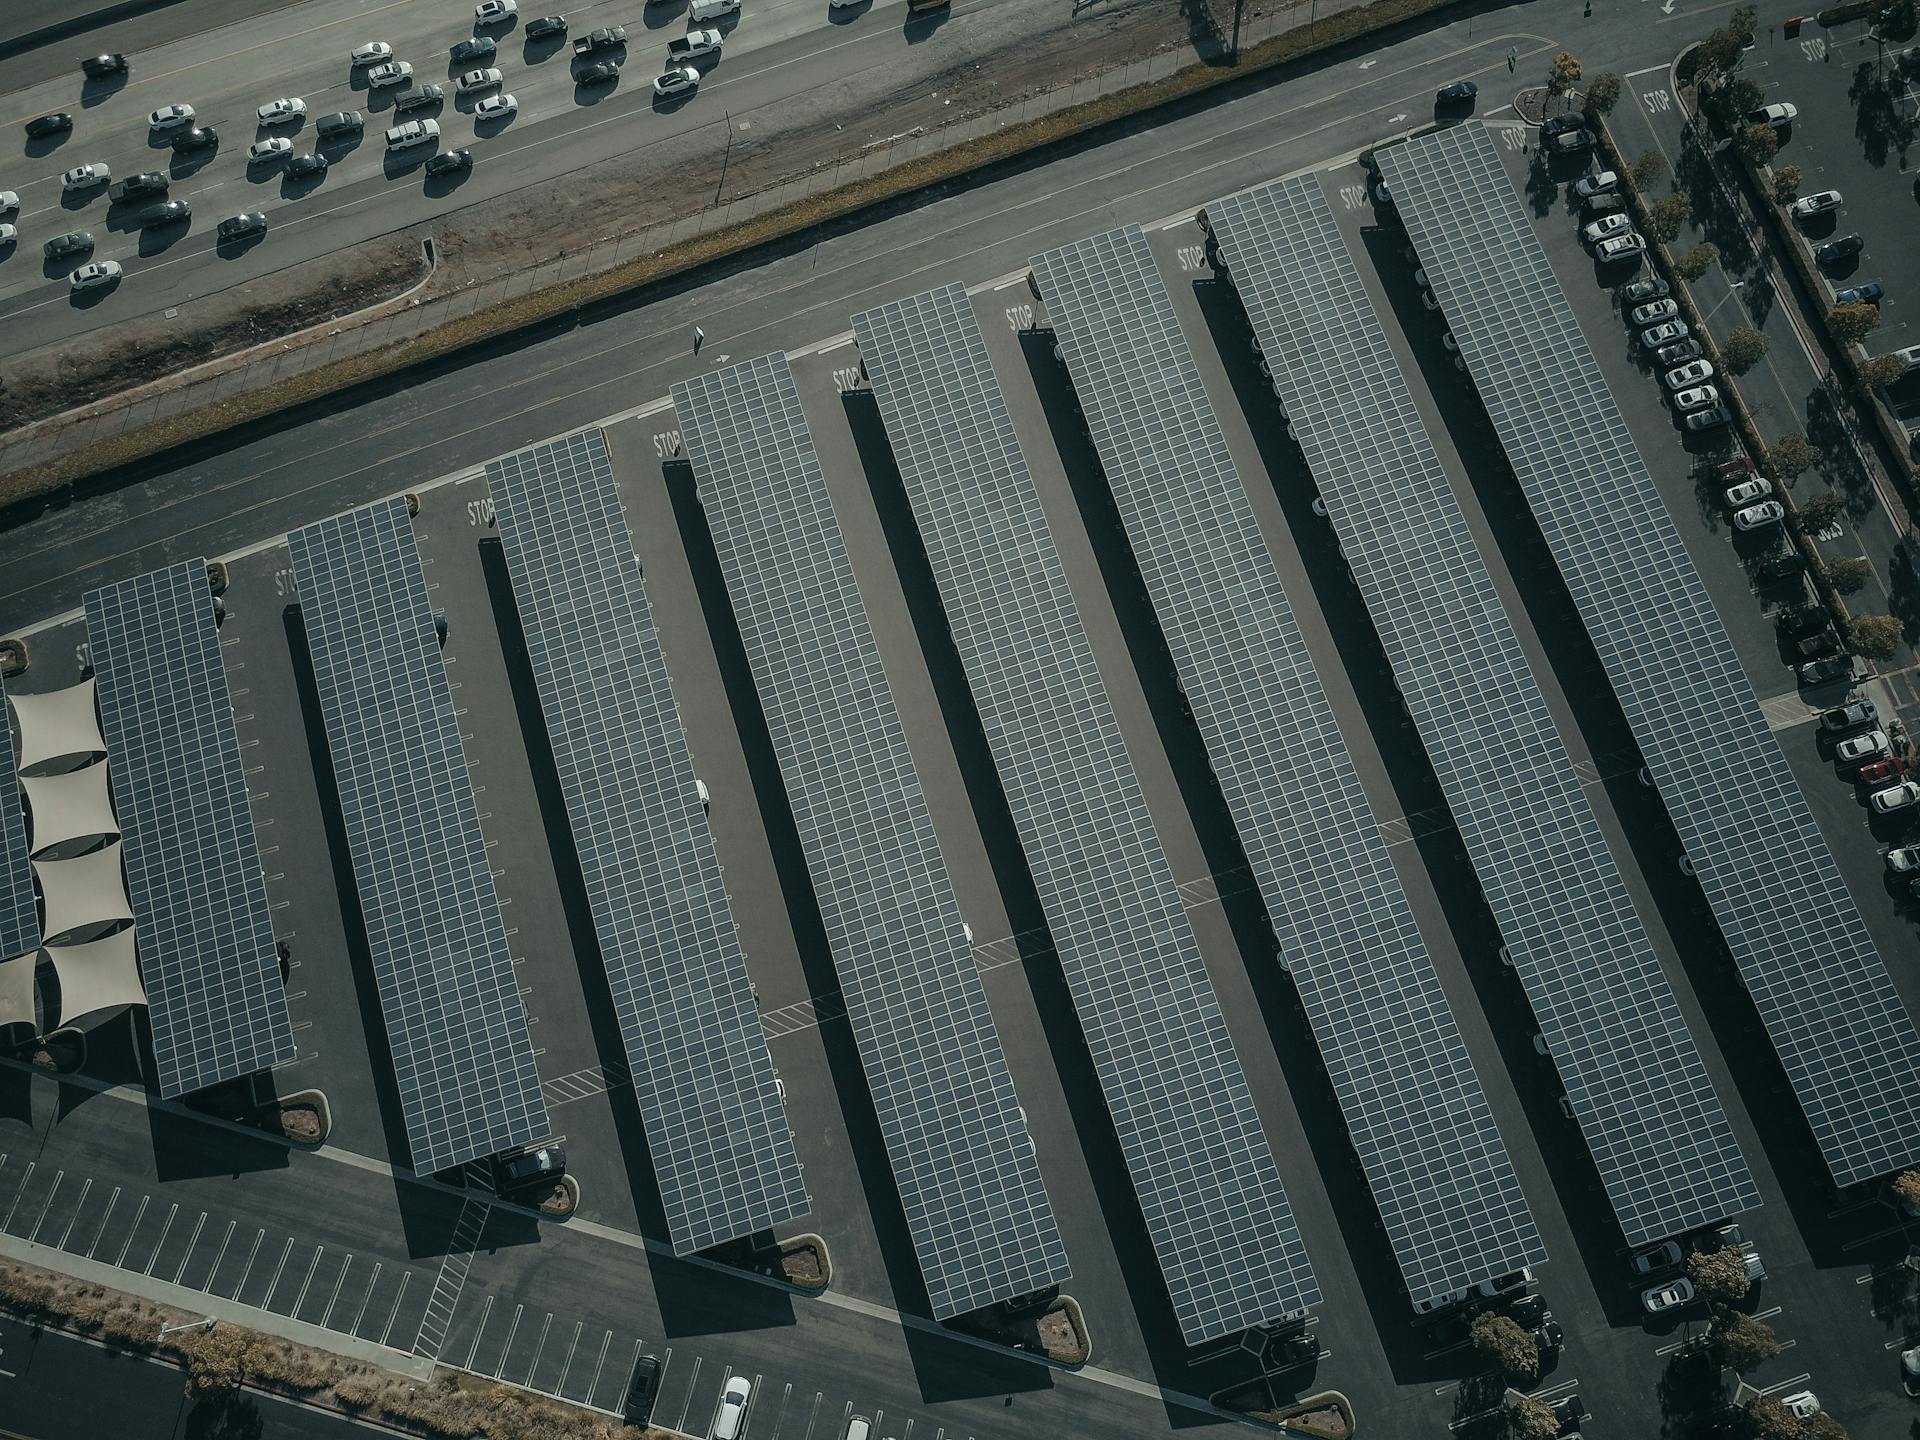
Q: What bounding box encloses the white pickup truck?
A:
[666,28,722,60]
[383,118,440,149]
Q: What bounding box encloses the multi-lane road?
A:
[0,0,1036,360]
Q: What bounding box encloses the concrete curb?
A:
[0,1230,434,1381]
[0,0,193,62]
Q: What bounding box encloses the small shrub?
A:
[1713,1311,1782,1373]
[1507,1393,1560,1440]
[1894,1170,1920,1209]
[1469,1311,1539,1379]
[1745,1395,1803,1440]
[1828,301,1883,344]
[333,1371,386,1410]
[183,1326,256,1398]
[1687,1248,1752,1307]
[1858,353,1908,392]
[1547,51,1583,98]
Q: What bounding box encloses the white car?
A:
[0,190,17,214]
[148,103,194,130]
[1837,730,1892,764]
[1641,1277,1694,1314]
[713,1375,752,1440]
[1673,384,1720,412]
[1641,320,1689,348]
[1733,500,1784,531]
[256,97,306,124]
[1886,846,1920,874]
[1791,188,1842,219]
[1631,298,1679,325]
[1871,780,1920,814]
[1665,359,1714,390]
[1574,169,1618,199]
[1780,1392,1820,1420]
[654,65,700,97]
[247,137,293,163]
[1582,213,1632,245]
[457,67,503,93]
[1598,233,1646,262]
[69,259,121,290]
[1724,476,1772,507]
[475,0,517,19]
[473,92,517,120]
[61,163,109,191]
[1630,1240,1683,1275]
[350,41,393,65]
[1749,101,1798,128]
[0,223,14,245]
[369,60,414,88]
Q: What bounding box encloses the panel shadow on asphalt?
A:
[474,535,677,1256]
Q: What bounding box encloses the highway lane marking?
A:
[0,28,1556,617]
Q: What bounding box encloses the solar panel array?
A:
[289,499,550,1175]
[0,674,38,963]
[1379,123,1920,1189]
[1030,227,1552,1302]
[486,429,809,1254]
[83,562,296,1096]
[671,355,1069,1319]
[854,284,1323,1339]
[1207,178,1761,1243]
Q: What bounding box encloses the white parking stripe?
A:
[53,1177,88,1249]
[378,1270,411,1347]
[170,1211,207,1285]
[142,1203,177,1275]
[113,1195,148,1268]
[85,1187,120,1259]
[321,1255,353,1328]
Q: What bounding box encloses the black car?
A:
[43,230,92,261]
[425,148,472,176]
[526,14,568,39]
[1655,338,1703,367]
[1754,550,1807,584]
[451,35,497,63]
[1550,1393,1588,1437]
[1541,111,1586,137]
[216,211,267,241]
[1620,276,1670,304]
[1436,80,1478,105]
[392,84,445,113]
[622,1354,661,1425]
[171,124,218,152]
[492,1143,566,1194]
[315,111,364,140]
[1532,1317,1564,1353]
[1816,233,1864,266]
[139,199,191,228]
[578,59,620,83]
[81,53,129,79]
[286,152,329,177]
[26,112,73,139]
[110,171,169,203]
[1798,654,1851,687]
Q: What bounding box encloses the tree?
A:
[183,1325,256,1398]
[1583,72,1623,116]
[1804,1413,1851,1440]
[1729,2,1758,39]
[1875,0,1918,39]
[1850,613,1904,660]
[1859,353,1909,391]
[1827,556,1873,594]
[1733,121,1779,166]
[1722,327,1768,374]
[1628,149,1667,192]
[1800,489,1847,530]
[1770,164,1803,204]
[1893,1170,1920,1210]
[1647,192,1693,243]
[1469,1311,1539,1380]
[1764,432,1820,481]
[1709,76,1766,130]
[1827,301,1883,344]
[1688,1248,1753,1308]
[1711,1310,1782,1374]
[1506,1394,1560,1440]
[1744,1395,1802,1440]
[1697,26,1747,79]
[1675,242,1720,280]
[1547,51,1583,99]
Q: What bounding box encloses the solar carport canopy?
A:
[1379,122,1920,1189]
[1206,175,1758,1246]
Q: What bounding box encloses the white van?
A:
[689,0,740,18]
[383,118,439,150]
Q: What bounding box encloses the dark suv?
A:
[43,230,92,261]
[139,199,191,229]
[110,171,169,203]
[491,1144,565,1195]
[451,35,496,63]
[622,1355,661,1425]
[526,14,568,39]
[392,84,444,113]
[81,53,128,79]
[315,111,363,141]
[170,125,218,152]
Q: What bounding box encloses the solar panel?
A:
[82,562,296,1097]
[1029,228,1552,1305]
[486,429,809,1254]
[1379,122,1920,1190]
[288,499,549,1175]
[854,284,1324,1339]
[1207,178,1761,1245]
[0,674,38,964]
[671,355,1069,1320]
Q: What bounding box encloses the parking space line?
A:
[1,1162,34,1233]
[23,1169,61,1241]
[349,1261,382,1337]
[143,1204,177,1276]
[590,1333,622,1411]
[555,1320,583,1398]
[321,1255,353,1329]
[113,1195,148,1268]
[806,1394,827,1440]
[290,1246,324,1317]
[257,1236,294,1309]
[492,1303,523,1379]
[378,1271,411,1347]
[170,1212,208,1286]
[84,1187,119,1259]
[522,1312,552,1387]
[769,1382,793,1438]
[52,1178,89,1250]
[463,1295,496,1371]
[198,1220,235,1294]
[673,1355,703,1434]
[230,1229,265,1300]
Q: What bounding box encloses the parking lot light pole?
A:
[158,1316,216,1340]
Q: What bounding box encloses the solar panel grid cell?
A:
[672,355,1069,1320]
[288,500,549,1175]
[1204,177,1759,1245]
[1378,122,1920,1188]
[853,284,1323,1339]
[1030,229,1547,1303]
[84,562,296,1097]
[486,429,809,1254]
[0,674,39,963]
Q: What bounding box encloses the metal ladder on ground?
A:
[413,1189,492,1361]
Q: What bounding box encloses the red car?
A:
[1714,456,1755,482]
[1857,757,1904,788]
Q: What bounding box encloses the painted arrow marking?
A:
[1388,112,1409,122]
[1358,58,1378,69]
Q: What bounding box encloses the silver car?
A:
[368,60,413,88]
[1664,359,1714,390]
[1631,298,1679,326]
[1672,384,1720,412]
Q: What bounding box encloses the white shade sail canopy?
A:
[20,763,119,858]
[0,951,34,1032]
[46,927,146,1027]
[34,839,133,944]
[8,678,106,773]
